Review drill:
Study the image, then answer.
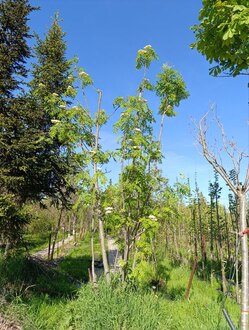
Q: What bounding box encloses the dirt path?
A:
[32,235,75,259]
[107,236,121,273]
[32,235,121,278]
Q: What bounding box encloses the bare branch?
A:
[244,165,249,193]
[196,108,241,195]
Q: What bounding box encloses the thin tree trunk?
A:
[4,241,11,258]
[192,205,198,258]
[235,232,240,304]
[223,207,231,261]
[132,246,138,271]
[158,112,165,146]
[94,90,110,282]
[122,228,130,281]
[68,214,71,238]
[197,194,205,279]
[79,216,84,239]
[239,193,248,330]
[173,228,179,260]
[50,208,63,261]
[215,194,227,293]
[73,213,77,243]
[99,217,110,281]
[151,236,157,270]
[62,218,65,254]
[48,233,52,260]
[164,224,168,257]
[210,195,214,285]
[91,208,96,284]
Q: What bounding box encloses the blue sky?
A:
[29,0,249,202]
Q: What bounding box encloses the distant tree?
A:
[209,172,227,293]
[191,0,249,77]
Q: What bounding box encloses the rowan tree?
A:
[113,45,189,280]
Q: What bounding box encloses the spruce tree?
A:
[29,14,78,205]
[0,4,74,205]
[0,0,38,202]
[0,0,37,249]
[0,0,35,96]
[31,13,73,98]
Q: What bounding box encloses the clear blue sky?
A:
[29,0,249,203]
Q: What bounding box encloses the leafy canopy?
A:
[156,64,189,116]
[191,0,249,76]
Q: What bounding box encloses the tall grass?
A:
[0,241,241,329]
[60,280,164,330]
[56,271,239,330]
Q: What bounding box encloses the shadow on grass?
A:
[23,234,50,252]
[58,254,92,282]
[165,286,186,300]
[0,254,92,301]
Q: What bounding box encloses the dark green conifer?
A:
[29,14,78,204]
[0,0,37,202]
[0,0,37,249]
[0,3,74,205]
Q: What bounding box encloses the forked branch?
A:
[196,108,249,196]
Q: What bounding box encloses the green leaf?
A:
[223,29,234,40]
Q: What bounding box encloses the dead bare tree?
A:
[196,107,249,330]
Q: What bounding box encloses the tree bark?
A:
[50,208,63,261]
[4,241,11,258]
[93,90,110,282]
[239,193,248,330]
[122,228,130,281]
[99,217,110,281]
[215,194,227,294]
[91,209,97,285]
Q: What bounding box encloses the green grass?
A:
[24,232,64,254]
[159,265,240,329]
[1,264,240,329]
[58,232,102,281]
[37,267,239,330]
[0,235,241,330]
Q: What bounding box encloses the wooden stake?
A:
[185,256,198,300]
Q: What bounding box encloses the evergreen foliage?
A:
[0,0,35,96]
[0,0,40,204]
[0,2,79,247]
[28,14,79,205]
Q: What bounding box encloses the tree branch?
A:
[196,108,249,196]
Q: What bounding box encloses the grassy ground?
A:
[24,232,65,254]
[0,236,240,330]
